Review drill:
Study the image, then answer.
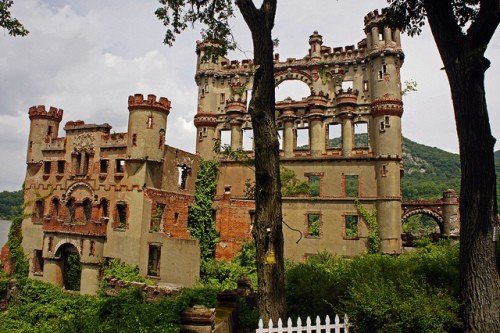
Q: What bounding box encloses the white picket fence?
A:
[256,314,350,333]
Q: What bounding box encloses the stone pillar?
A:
[43,258,63,288]
[309,117,324,157]
[230,121,242,151]
[383,27,392,44]
[371,25,380,48]
[80,263,100,295]
[283,120,294,158]
[340,113,354,157]
[442,189,460,236]
[393,28,401,47]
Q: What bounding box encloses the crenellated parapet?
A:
[194,113,218,128]
[29,105,63,122]
[128,94,171,114]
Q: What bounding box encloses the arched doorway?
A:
[57,243,82,291]
[401,209,444,246]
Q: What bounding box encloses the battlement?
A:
[128,94,171,114]
[28,105,63,122]
[64,120,112,133]
[364,8,389,26]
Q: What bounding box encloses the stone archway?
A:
[401,208,444,233]
[55,243,82,291]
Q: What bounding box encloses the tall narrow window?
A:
[307,213,320,238]
[148,244,161,277]
[354,122,368,147]
[66,198,76,223]
[83,199,92,222]
[35,199,45,221]
[116,202,127,229]
[57,160,65,174]
[44,161,51,174]
[242,128,253,151]
[178,165,190,189]
[249,211,256,232]
[51,197,60,218]
[308,175,321,197]
[296,122,309,150]
[328,123,342,148]
[33,250,44,274]
[220,93,225,104]
[174,212,179,225]
[47,126,53,136]
[147,116,153,129]
[101,198,109,219]
[219,129,231,149]
[116,159,125,173]
[100,160,108,173]
[345,175,359,197]
[151,203,165,232]
[345,215,359,239]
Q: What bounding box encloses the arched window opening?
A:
[83,199,92,222]
[275,80,311,102]
[66,198,76,223]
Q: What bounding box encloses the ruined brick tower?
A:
[194,8,404,260]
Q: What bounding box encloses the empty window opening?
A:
[116,159,125,173]
[100,199,109,218]
[44,161,51,174]
[151,203,165,232]
[148,244,161,277]
[380,120,386,131]
[47,126,53,136]
[100,160,108,173]
[384,116,391,127]
[381,164,388,177]
[57,160,65,174]
[35,199,45,221]
[275,80,311,102]
[296,122,309,150]
[83,199,92,222]
[116,202,127,229]
[345,175,359,197]
[354,122,368,147]
[219,129,231,150]
[33,249,44,274]
[345,215,359,238]
[277,128,283,150]
[246,89,252,108]
[341,80,353,91]
[249,211,256,232]
[89,241,95,256]
[51,198,60,218]
[132,134,137,146]
[308,175,321,197]
[220,93,225,104]
[147,116,153,129]
[242,128,253,151]
[47,237,53,252]
[178,165,190,189]
[204,84,209,93]
[174,212,179,225]
[328,123,342,148]
[363,81,369,91]
[307,213,320,237]
[72,153,81,175]
[66,198,76,223]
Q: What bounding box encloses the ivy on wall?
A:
[187,159,220,264]
[355,199,380,254]
[7,217,29,279]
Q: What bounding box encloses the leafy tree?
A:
[0,0,28,37]
[387,1,500,330]
[156,0,285,321]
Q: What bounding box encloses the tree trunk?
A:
[236,0,286,322]
[423,1,500,331]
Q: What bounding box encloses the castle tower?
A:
[27,105,63,163]
[127,94,171,162]
[364,9,404,253]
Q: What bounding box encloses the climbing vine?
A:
[355,199,380,254]
[187,159,220,265]
[6,216,29,279]
[318,62,331,85]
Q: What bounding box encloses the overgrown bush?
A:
[286,242,461,332]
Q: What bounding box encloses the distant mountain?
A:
[402,137,462,200]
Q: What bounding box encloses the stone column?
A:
[371,25,380,48]
[340,113,354,157]
[283,120,295,158]
[230,121,242,151]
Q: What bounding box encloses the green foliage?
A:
[308,214,320,237]
[403,215,439,235]
[281,167,309,196]
[6,216,29,279]
[65,253,81,291]
[355,200,380,254]
[401,79,418,95]
[188,159,220,263]
[286,242,461,332]
[102,258,151,284]
[0,190,23,219]
[0,0,29,37]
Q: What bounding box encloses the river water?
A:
[0,219,12,248]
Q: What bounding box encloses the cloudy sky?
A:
[1,0,499,191]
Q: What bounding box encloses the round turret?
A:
[127,94,171,162]
[27,105,64,163]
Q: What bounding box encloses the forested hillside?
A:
[0,190,23,219]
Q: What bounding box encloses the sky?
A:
[1,0,498,191]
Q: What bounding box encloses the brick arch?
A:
[53,240,81,259]
[274,69,314,89]
[401,208,444,233]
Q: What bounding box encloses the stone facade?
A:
[21,94,200,294]
[194,9,405,261]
